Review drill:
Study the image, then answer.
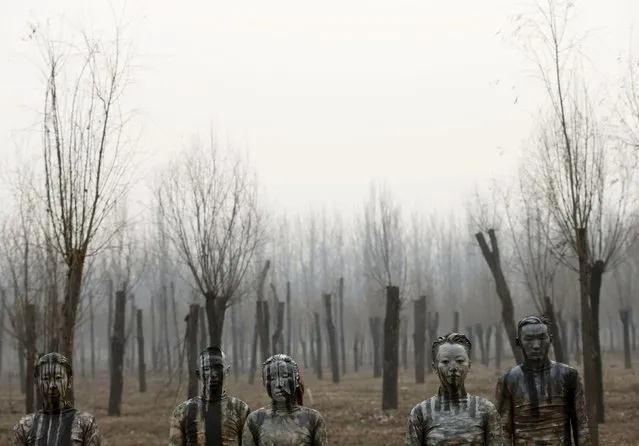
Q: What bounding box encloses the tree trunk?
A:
[186,304,200,399]
[272,299,285,355]
[259,300,270,362]
[484,325,492,367]
[427,312,439,366]
[137,309,147,393]
[543,296,566,364]
[413,296,426,384]
[25,303,37,414]
[199,306,207,352]
[576,228,599,444]
[323,294,339,384]
[248,300,262,385]
[475,230,524,363]
[108,290,126,416]
[401,321,408,370]
[59,249,86,405]
[18,341,25,394]
[150,293,157,374]
[353,333,360,373]
[382,286,401,411]
[89,292,96,379]
[314,312,323,379]
[286,281,292,356]
[338,277,346,375]
[231,302,239,380]
[619,309,632,369]
[162,285,172,376]
[589,259,605,423]
[495,324,503,371]
[467,326,475,362]
[369,317,382,378]
[453,311,460,332]
[204,292,227,348]
[300,320,308,369]
[572,317,581,365]
[475,324,486,366]
[0,289,5,377]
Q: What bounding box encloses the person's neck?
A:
[271,398,298,412]
[522,356,551,371]
[42,400,71,414]
[438,383,466,401]
[201,387,225,402]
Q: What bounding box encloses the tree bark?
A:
[589,259,605,423]
[323,294,340,384]
[353,333,360,373]
[413,296,426,384]
[108,290,126,416]
[272,298,285,355]
[314,312,323,379]
[495,324,503,370]
[619,309,632,369]
[89,292,96,379]
[382,286,401,411]
[199,306,207,352]
[475,230,524,363]
[338,277,346,375]
[286,281,292,356]
[576,228,599,444]
[186,304,200,399]
[427,312,439,366]
[543,296,566,364]
[137,309,147,393]
[25,303,37,414]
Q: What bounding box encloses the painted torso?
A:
[405,393,503,445]
[496,361,590,445]
[12,408,101,446]
[242,405,327,446]
[169,394,250,446]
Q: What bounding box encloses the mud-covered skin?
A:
[168,392,251,446]
[496,316,591,445]
[242,403,327,446]
[405,333,504,445]
[405,391,503,445]
[495,361,590,445]
[169,347,250,445]
[12,352,102,446]
[242,354,327,446]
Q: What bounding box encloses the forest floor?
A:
[0,358,637,445]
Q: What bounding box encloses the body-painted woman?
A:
[169,347,251,445]
[242,354,327,446]
[12,352,102,445]
[495,316,590,445]
[404,333,503,445]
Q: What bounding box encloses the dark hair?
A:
[34,352,73,378]
[199,346,223,359]
[517,315,551,337]
[431,332,472,365]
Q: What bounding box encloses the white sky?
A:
[0,0,636,219]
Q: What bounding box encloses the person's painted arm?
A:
[312,411,328,446]
[495,375,513,445]
[484,401,505,446]
[571,371,591,446]
[404,405,425,446]
[168,407,186,446]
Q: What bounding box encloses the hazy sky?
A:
[0,0,636,219]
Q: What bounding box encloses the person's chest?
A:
[256,415,313,446]
[425,408,485,445]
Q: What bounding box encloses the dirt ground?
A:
[0,359,637,445]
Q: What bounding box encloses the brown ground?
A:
[0,360,637,445]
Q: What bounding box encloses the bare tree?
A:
[32,21,134,379]
[156,133,265,347]
[360,181,407,410]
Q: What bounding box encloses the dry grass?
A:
[0,359,638,445]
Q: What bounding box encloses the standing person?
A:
[169,347,251,445]
[12,352,102,445]
[242,354,328,446]
[404,332,503,445]
[495,315,591,445]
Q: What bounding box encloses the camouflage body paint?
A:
[169,347,251,446]
[405,333,504,445]
[495,316,591,445]
[242,354,328,446]
[12,353,102,445]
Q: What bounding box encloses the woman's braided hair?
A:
[431,332,472,366]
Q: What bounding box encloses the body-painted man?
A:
[495,316,590,445]
[169,347,250,445]
[404,332,503,445]
[12,352,102,446]
[242,354,327,446]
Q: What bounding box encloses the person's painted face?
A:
[263,359,297,403]
[37,362,71,407]
[519,323,551,360]
[435,343,470,390]
[197,352,224,398]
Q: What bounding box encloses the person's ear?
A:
[195,370,200,380]
[515,337,521,347]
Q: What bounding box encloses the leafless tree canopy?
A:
[156,133,264,305]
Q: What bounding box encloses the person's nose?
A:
[449,362,458,371]
[531,342,541,351]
